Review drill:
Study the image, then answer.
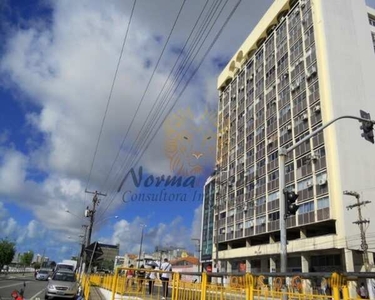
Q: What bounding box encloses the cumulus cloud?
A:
[99,210,203,255]
[0,0,275,254]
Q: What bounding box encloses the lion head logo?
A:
[164,107,217,176]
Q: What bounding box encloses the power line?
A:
[115,0,228,194]
[100,0,222,197]
[99,0,187,193]
[84,0,137,193]
[96,0,224,218]
[97,0,236,218]
[98,0,242,219]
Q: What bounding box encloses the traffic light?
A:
[284,189,299,216]
[359,110,374,144]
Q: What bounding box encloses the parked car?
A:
[45,270,78,299]
[36,269,49,281]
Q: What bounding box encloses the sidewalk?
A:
[89,286,106,300]
[89,286,161,300]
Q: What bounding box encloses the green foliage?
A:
[32,262,41,270]
[20,251,34,267]
[99,259,114,271]
[0,239,16,270]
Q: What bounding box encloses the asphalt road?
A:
[0,273,47,300]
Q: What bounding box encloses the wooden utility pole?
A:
[82,190,106,272]
[344,190,371,271]
[344,190,374,300]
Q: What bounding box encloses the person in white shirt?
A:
[147,265,157,295]
[160,258,172,299]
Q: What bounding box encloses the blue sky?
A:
[1,0,374,262]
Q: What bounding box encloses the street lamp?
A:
[65,209,85,220]
[138,223,146,268]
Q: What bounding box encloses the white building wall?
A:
[313,0,375,247]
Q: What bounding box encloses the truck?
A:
[55,260,78,272]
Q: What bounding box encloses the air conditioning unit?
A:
[319,179,327,186]
[232,94,236,99]
[250,221,254,227]
[306,180,313,187]
[287,124,292,131]
[310,153,319,161]
[291,84,296,91]
[240,85,244,91]
[301,0,307,8]
[302,113,308,120]
[268,138,273,145]
[249,75,254,80]
[261,219,266,225]
[310,66,317,75]
[314,105,321,113]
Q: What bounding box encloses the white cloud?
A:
[0,0,274,254]
[191,204,203,240]
[100,211,202,255]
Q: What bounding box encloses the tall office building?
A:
[214,0,375,274]
[200,173,216,271]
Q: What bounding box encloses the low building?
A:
[170,256,199,282]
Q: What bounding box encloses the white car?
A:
[36,269,49,281]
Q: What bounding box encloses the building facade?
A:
[200,173,216,271]
[98,243,120,265]
[214,0,375,277]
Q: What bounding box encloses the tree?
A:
[32,262,41,270]
[100,259,114,271]
[20,251,34,267]
[0,239,16,272]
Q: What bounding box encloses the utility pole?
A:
[343,190,373,300]
[82,190,106,273]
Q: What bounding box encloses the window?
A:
[257,177,266,187]
[257,158,266,168]
[317,197,329,209]
[245,220,254,228]
[268,191,279,202]
[369,17,375,27]
[268,151,278,161]
[256,196,266,206]
[268,170,279,181]
[279,104,291,118]
[255,125,265,136]
[299,201,314,214]
[285,162,294,174]
[297,176,313,190]
[256,216,266,225]
[268,211,280,221]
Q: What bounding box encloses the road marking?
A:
[0,281,30,289]
[30,287,46,300]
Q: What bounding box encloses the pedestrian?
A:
[160,258,172,299]
[126,264,135,290]
[137,265,146,292]
[320,277,327,295]
[147,265,156,295]
[359,283,368,299]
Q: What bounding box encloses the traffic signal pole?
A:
[279,114,375,273]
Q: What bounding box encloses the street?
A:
[0,273,47,300]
